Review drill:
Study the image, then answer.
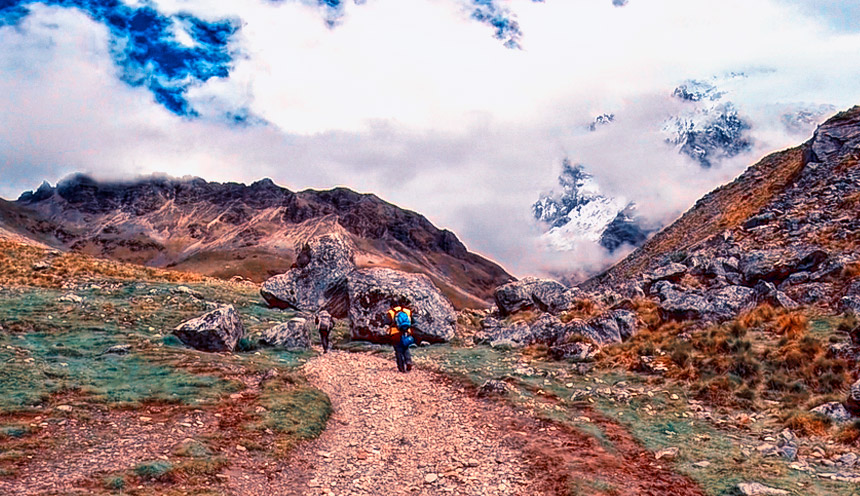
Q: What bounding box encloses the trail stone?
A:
[260,233,355,317]
[736,482,789,495]
[655,447,679,460]
[58,294,83,304]
[172,305,244,352]
[477,380,514,398]
[549,342,599,361]
[347,268,456,344]
[259,318,310,349]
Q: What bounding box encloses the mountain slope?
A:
[11,175,513,308]
[582,105,860,298]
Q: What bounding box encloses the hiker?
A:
[315,309,333,353]
[385,305,415,373]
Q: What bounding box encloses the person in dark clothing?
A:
[315,309,333,353]
[386,305,414,372]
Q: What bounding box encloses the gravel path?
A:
[284,350,541,496]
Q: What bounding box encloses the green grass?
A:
[0,281,311,412]
[134,460,173,481]
[252,377,332,442]
[414,343,860,496]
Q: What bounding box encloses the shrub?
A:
[835,420,860,445]
[103,475,126,491]
[134,460,174,481]
[782,410,832,436]
[774,313,808,339]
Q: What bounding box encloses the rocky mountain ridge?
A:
[6,174,513,309]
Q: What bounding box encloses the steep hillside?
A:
[582,105,860,300]
[11,175,513,309]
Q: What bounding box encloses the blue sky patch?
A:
[0,0,238,117]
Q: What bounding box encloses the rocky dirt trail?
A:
[277,350,707,496]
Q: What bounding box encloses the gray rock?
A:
[483,315,566,349]
[847,378,860,414]
[102,344,131,355]
[259,318,310,349]
[58,293,84,304]
[811,402,853,423]
[493,277,568,315]
[740,249,828,285]
[347,268,456,344]
[647,263,688,283]
[549,341,599,361]
[260,233,355,317]
[173,305,245,352]
[736,482,789,495]
[32,261,50,271]
[841,279,860,314]
[586,309,638,345]
[707,285,756,319]
[653,281,710,321]
[786,283,831,305]
[754,281,799,310]
[778,272,810,289]
[477,379,515,398]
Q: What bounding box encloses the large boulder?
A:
[259,318,310,349]
[810,402,853,423]
[493,277,568,315]
[260,233,355,317]
[740,249,828,285]
[173,305,245,352]
[707,285,756,319]
[586,309,638,345]
[479,314,568,348]
[646,263,688,283]
[653,281,710,321]
[347,268,456,344]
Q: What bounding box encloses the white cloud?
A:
[3,0,860,278]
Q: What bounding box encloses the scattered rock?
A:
[102,344,131,355]
[259,318,310,349]
[55,405,73,412]
[654,447,679,460]
[735,482,789,495]
[753,281,799,310]
[647,263,687,283]
[811,402,853,423]
[58,294,83,304]
[32,261,50,271]
[653,281,709,321]
[424,473,438,484]
[549,341,599,361]
[172,305,245,352]
[847,378,860,414]
[347,268,456,344]
[477,379,515,398]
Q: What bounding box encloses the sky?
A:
[1,0,860,278]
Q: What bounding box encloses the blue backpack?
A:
[395,310,411,332]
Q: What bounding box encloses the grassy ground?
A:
[411,342,860,496]
[0,241,332,494]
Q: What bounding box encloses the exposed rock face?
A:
[259,318,310,349]
[260,233,355,317]
[493,277,569,316]
[172,305,244,352]
[581,106,860,321]
[478,310,637,349]
[11,174,512,307]
[347,268,456,344]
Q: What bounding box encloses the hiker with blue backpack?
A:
[386,305,415,372]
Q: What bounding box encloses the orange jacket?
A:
[387,306,412,336]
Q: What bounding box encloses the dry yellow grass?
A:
[0,239,204,288]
